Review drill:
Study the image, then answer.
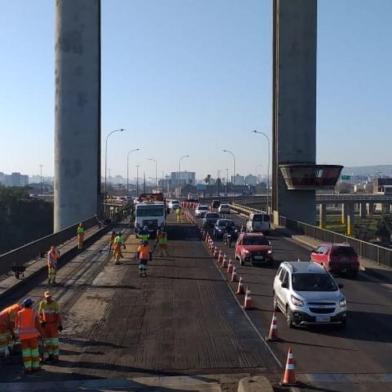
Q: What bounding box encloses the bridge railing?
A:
[0,204,131,277]
[228,202,392,267]
[279,216,392,268]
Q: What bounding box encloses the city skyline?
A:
[0,1,392,179]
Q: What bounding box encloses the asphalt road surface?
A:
[2,209,392,392]
[0,216,280,391]
[201,209,392,392]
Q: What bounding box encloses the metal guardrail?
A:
[230,202,392,268]
[279,216,392,267]
[229,202,260,215]
[0,204,131,276]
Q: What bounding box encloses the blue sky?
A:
[0,0,391,181]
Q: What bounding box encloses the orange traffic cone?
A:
[281,347,296,386]
[227,259,233,274]
[213,247,219,259]
[218,250,223,264]
[236,277,245,295]
[231,267,238,282]
[266,312,279,342]
[243,288,253,310]
[222,255,228,268]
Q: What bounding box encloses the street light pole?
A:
[127,148,140,196]
[226,168,229,196]
[178,154,190,187]
[39,164,44,195]
[104,128,125,198]
[147,158,158,189]
[136,165,140,196]
[223,149,236,185]
[252,130,271,213]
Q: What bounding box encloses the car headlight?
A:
[267,250,272,254]
[339,297,347,307]
[291,295,304,307]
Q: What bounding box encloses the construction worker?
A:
[176,206,182,223]
[77,223,85,249]
[109,231,116,253]
[156,229,168,257]
[38,291,63,362]
[136,240,152,277]
[112,232,126,265]
[15,298,43,373]
[0,303,22,357]
[138,226,150,242]
[47,245,60,286]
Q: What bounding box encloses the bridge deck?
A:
[0,215,278,387]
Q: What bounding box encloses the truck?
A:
[134,193,166,239]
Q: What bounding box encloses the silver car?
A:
[273,261,347,328]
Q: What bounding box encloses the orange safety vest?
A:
[15,308,40,340]
[39,300,61,325]
[0,311,10,331]
[137,245,150,260]
[1,304,21,329]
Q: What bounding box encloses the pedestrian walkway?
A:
[0,224,104,300]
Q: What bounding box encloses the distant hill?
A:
[342,165,392,177]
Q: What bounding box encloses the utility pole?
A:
[39,164,43,195]
[136,165,140,196]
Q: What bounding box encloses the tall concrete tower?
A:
[272,0,317,224]
[54,0,101,231]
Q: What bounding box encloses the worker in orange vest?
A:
[47,245,60,286]
[77,223,85,249]
[112,232,126,265]
[15,298,43,373]
[137,240,152,277]
[0,303,22,357]
[109,231,116,254]
[38,291,63,362]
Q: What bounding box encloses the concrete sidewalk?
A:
[0,224,106,300]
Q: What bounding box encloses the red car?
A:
[310,243,359,278]
[234,233,273,266]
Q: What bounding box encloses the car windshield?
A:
[198,206,209,210]
[252,214,270,222]
[136,206,165,217]
[221,204,230,208]
[242,236,269,245]
[217,220,234,227]
[292,273,338,292]
[331,246,357,257]
[206,213,219,219]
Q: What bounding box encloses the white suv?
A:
[273,261,347,328]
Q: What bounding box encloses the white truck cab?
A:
[135,202,166,239]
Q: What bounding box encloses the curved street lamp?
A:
[127,148,140,195]
[178,154,190,186]
[222,149,236,185]
[147,158,158,189]
[104,128,125,198]
[252,130,271,213]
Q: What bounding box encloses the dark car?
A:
[202,212,220,229]
[213,219,236,239]
[211,200,221,209]
[310,243,359,277]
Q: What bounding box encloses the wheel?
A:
[338,319,347,329]
[286,306,294,328]
[273,294,279,311]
